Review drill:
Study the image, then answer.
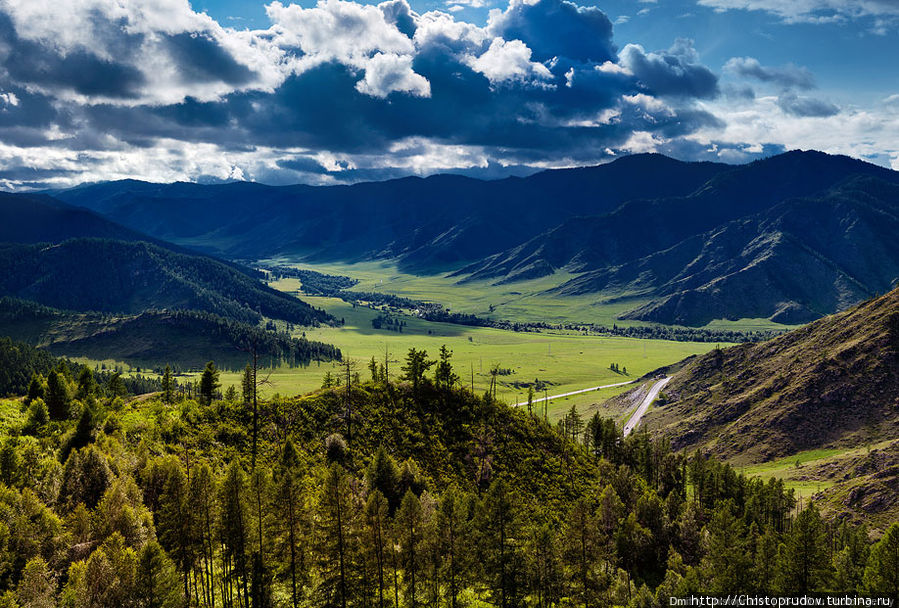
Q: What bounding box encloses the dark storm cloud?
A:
[165,33,257,85]
[620,39,719,99]
[0,14,146,99]
[0,0,732,188]
[487,0,616,63]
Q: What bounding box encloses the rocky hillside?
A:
[644,287,899,461]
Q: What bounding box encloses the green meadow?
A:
[262,258,794,331]
[197,278,719,419]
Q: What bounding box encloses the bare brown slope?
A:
[644,288,899,462]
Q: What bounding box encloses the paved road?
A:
[622,377,671,437]
[514,380,635,407]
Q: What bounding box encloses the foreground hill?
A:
[0,298,340,370]
[645,287,899,461]
[0,239,332,326]
[52,154,728,270]
[2,355,895,606]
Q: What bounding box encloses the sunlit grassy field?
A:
[191,287,718,419]
[262,258,794,332]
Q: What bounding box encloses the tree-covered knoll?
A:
[0,298,342,371]
[0,239,333,326]
[0,346,896,607]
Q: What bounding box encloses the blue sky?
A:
[0,0,897,189]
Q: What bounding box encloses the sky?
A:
[0,0,898,190]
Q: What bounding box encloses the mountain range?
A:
[47,150,899,326]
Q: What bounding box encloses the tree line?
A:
[0,346,895,607]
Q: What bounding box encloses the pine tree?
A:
[199,361,220,405]
[45,369,70,420]
[365,490,390,608]
[161,365,174,404]
[434,345,459,390]
[864,523,899,600]
[478,479,523,608]
[777,505,831,593]
[438,486,471,608]
[17,556,56,608]
[401,349,435,394]
[136,541,182,608]
[275,440,304,608]
[220,461,251,607]
[702,500,751,593]
[396,490,424,608]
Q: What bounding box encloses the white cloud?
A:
[0,92,19,107]
[465,37,554,86]
[696,0,899,23]
[355,52,431,97]
[694,94,899,167]
[266,0,415,63]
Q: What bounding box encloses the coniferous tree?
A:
[864,523,899,600]
[434,345,458,390]
[396,490,424,608]
[161,365,174,404]
[45,369,70,420]
[702,500,751,593]
[27,374,45,403]
[438,486,472,608]
[401,349,435,394]
[200,361,221,405]
[365,490,390,608]
[17,556,56,608]
[219,461,251,607]
[136,541,182,608]
[318,463,358,608]
[274,440,304,608]
[777,505,831,593]
[479,479,523,608]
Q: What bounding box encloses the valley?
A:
[1,150,899,604]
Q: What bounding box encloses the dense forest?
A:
[0,337,162,397]
[0,298,342,372]
[0,346,896,608]
[0,239,333,327]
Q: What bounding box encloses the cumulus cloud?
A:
[619,39,719,99]
[465,38,553,86]
[486,0,616,63]
[0,0,732,189]
[355,52,431,97]
[724,57,816,89]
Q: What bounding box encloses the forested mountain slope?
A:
[0,298,340,370]
[52,154,728,269]
[0,352,895,606]
[0,239,332,326]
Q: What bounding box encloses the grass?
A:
[734,442,896,504]
[176,287,722,409]
[261,259,794,332]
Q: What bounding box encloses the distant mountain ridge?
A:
[47,150,899,326]
[51,154,730,270]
